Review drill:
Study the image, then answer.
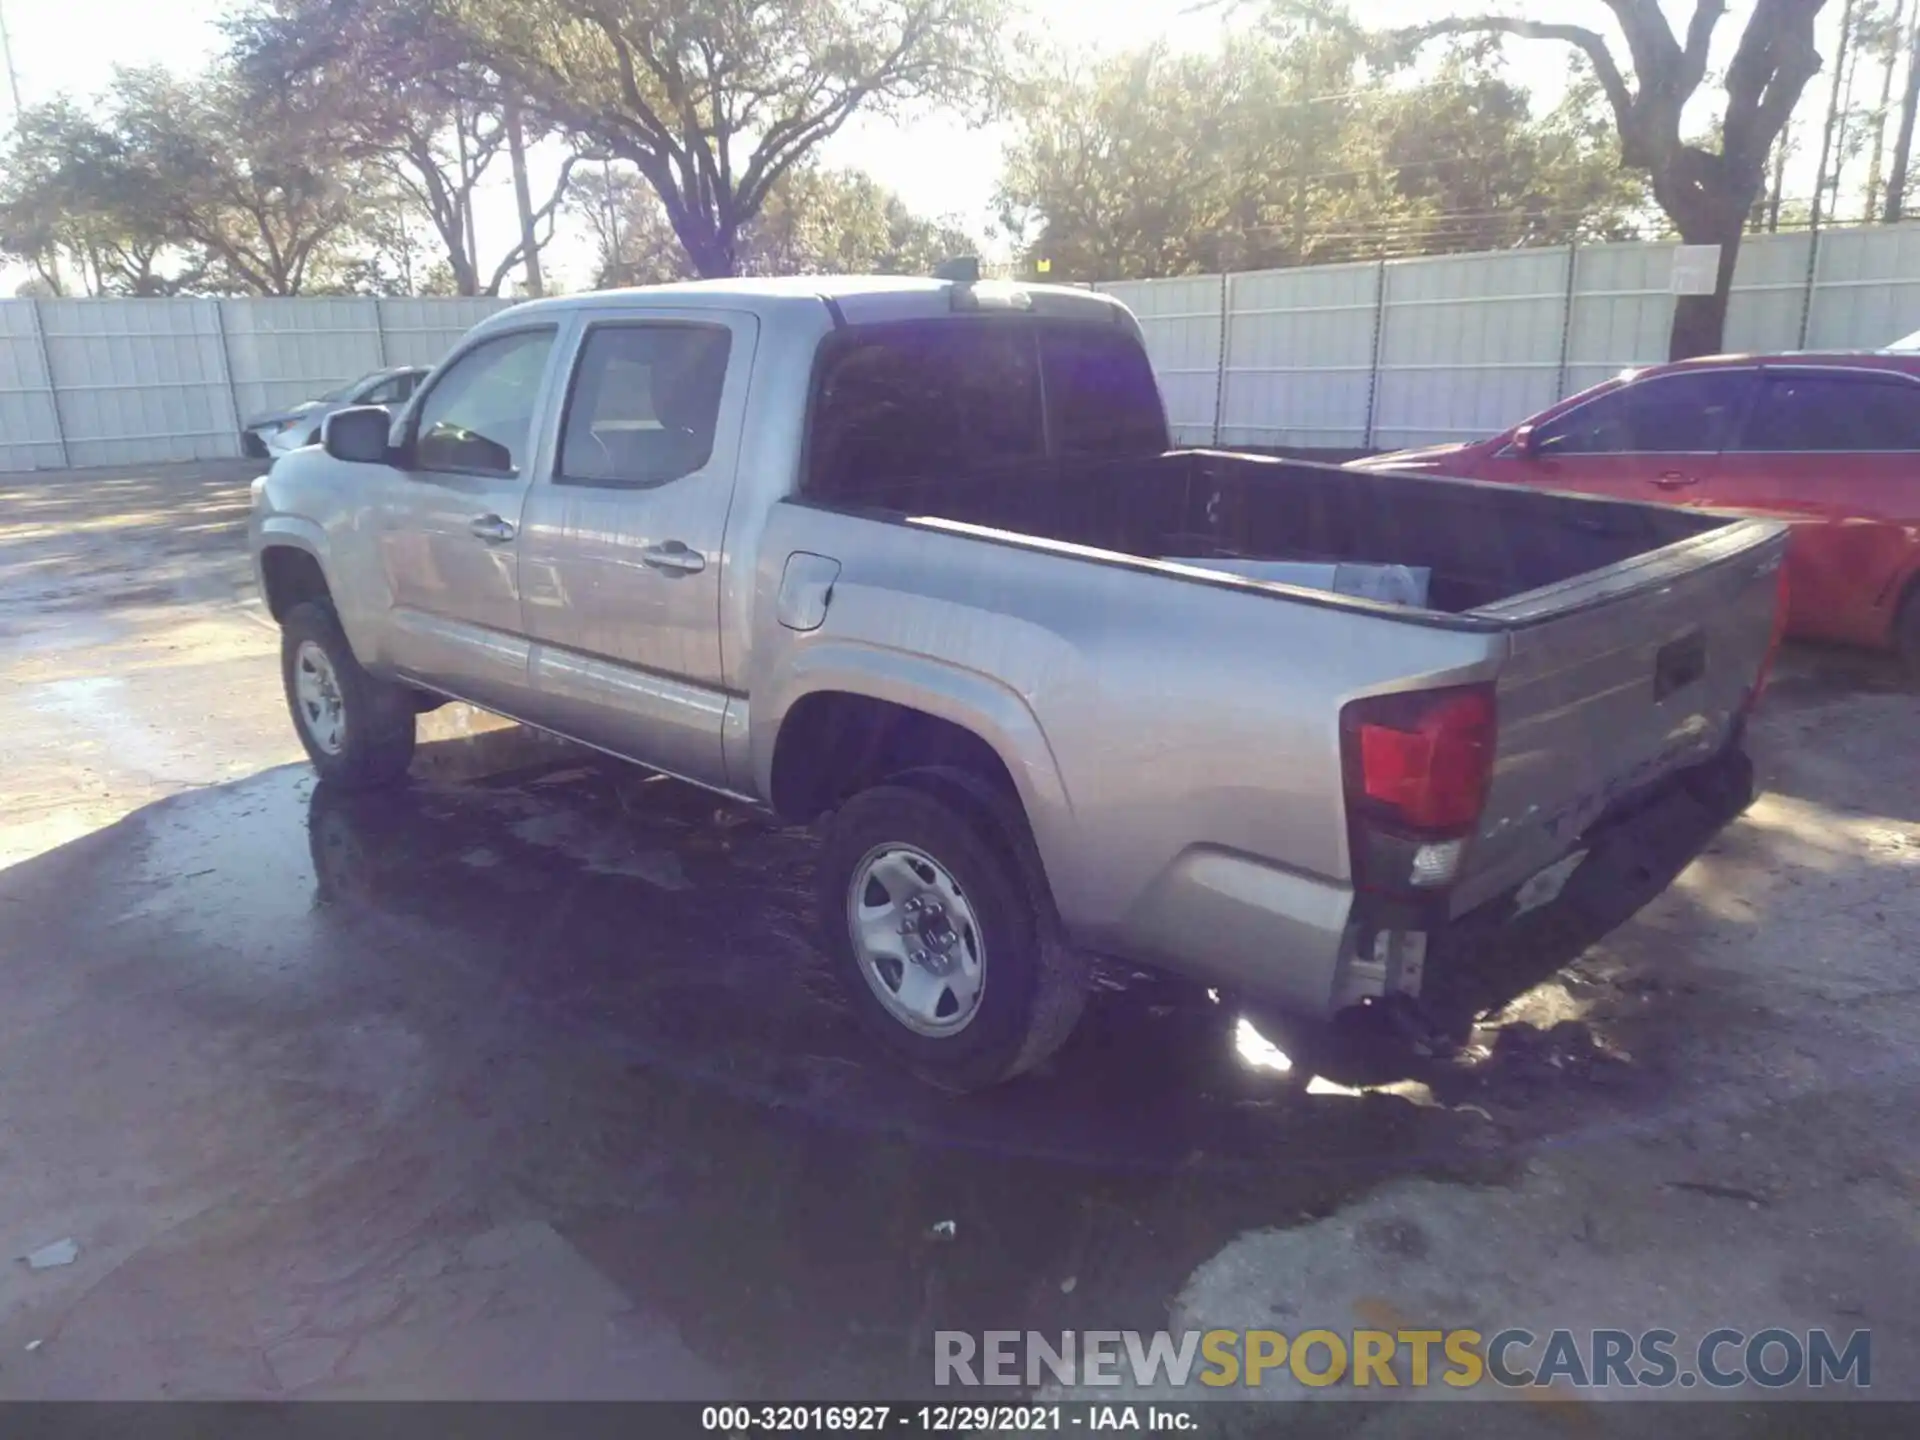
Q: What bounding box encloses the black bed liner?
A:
[806,447,1722,614]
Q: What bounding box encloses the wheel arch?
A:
[758,648,1079,914]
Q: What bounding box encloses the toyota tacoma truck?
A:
[250,275,1789,1090]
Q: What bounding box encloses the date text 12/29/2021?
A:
[701,1405,1196,1433]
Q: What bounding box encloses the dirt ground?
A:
[1,462,1916,1421]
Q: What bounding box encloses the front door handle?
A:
[469,514,516,543]
[1652,471,1698,489]
[640,540,707,575]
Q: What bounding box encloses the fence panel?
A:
[1372,248,1569,447]
[1804,224,1920,349]
[35,298,236,468]
[1561,240,1677,396]
[7,230,1918,476]
[221,296,385,425]
[0,294,510,473]
[1100,276,1223,445]
[1724,230,1814,355]
[0,302,67,472]
[376,296,512,367]
[1218,262,1378,449]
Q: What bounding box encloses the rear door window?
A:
[1041,325,1169,456]
[807,322,1044,494]
[1735,372,1920,452]
[1533,370,1756,456]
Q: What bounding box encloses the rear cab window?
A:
[804,318,1167,499]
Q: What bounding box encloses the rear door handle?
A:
[469,514,516,543]
[1652,471,1698,489]
[640,540,707,575]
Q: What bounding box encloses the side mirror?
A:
[1512,422,1540,459]
[322,406,393,464]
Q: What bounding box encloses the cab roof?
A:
[484,274,1134,331]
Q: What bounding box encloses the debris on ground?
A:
[21,1238,78,1269]
[926,1220,957,1241]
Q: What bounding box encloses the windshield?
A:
[317,372,379,402]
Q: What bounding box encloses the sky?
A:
[0,0,1861,293]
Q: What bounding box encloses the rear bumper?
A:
[1103,744,1752,1024]
[1345,743,1755,1023]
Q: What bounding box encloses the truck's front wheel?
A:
[281,600,417,790]
[817,785,1086,1092]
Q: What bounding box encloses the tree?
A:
[226,0,581,296]
[572,163,699,286]
[997,31,1392,279]
[1861,0,1913,219]
[742,167,976,275]
[1389,2,1832,360]
[576,161,975,286]
[995,25,1646,282]
[0,97,193,295]
[108,66,374,295]
[1375,60,1653,252]
[1887,0,1920,217]
[434,0,1004,278]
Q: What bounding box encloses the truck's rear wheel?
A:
[281,600,417,790]
[817,785,1086,1092]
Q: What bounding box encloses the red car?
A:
[1354,351,1920,669]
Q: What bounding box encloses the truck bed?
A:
[808,447,1723,615]
[796,443,1788,929]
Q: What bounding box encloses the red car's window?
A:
[1735,373,1920,453]
[1533,370,1755,456]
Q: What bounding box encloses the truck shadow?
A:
[298,737,1511,1396]
[0,714,1521,1399]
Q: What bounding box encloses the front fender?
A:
[252,512,388,667]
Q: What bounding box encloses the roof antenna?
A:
[932,256,981,284]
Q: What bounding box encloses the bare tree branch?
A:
[1398,16,1635,134]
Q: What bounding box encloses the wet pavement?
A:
[0,464,1512,1400]
[0,726,1520,1399]
[0,733,1520,1397]
[4,464,1918,1410]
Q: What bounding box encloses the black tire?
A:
[281,600,416,790]
[816,784,1088,1092]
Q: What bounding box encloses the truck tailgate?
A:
[1451,519,1788,917]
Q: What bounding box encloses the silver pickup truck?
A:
[250,275,1789,1090]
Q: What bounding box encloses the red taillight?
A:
[1343,685,1497,835]
[1744,565,1790,714]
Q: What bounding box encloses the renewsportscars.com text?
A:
[935,1328,1871,1390]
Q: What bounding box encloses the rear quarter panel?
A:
[747,503,1502,1010]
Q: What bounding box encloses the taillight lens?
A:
[1744,565,1790,715]
[1343,685,1497,834]
[1341,683,1497,900]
